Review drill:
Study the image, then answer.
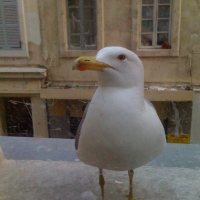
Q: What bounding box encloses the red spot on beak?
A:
[78,65,86,71]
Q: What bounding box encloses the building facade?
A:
[0,0,199,143]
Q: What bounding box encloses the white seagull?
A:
[72,47,166,199]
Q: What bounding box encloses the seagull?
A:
[72,47,166,199]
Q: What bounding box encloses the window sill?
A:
[0,67,47,79]
[60,50,99,58]
[134,49,179,57]
[0,49,29,58]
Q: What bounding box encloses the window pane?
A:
[142,0,154,4]
[157,33,169,45]
[142,20,153,32]
[68,0,79,7]
[84,35,95,45]
[84,20,95,34]
[158,19,169,31]
[70,21,81,34]
[84,8,94,20]
[4,97,33,137]
[70,35,81,47]
[141,34,152,46]
[142,6,154,19]
[69,8,80,20]
[158,5,170,18]
[84,0,94,6]
[158,0,170,4]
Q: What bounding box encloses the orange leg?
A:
[99,169,105,199]
[127,170,136,200]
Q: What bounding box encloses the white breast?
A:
[76,87,166,171]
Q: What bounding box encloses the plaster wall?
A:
[0,0,45,66]
[0,0,199,88]
[37,0,200,87]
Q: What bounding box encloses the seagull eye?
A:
[118,55,126,61]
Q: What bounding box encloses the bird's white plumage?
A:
[76,47,166,171]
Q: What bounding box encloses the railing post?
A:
[0,98,7,136]
[31,96,48,138]
[191,92,200,144]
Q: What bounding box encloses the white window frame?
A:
[140,0,172,49]
[57,0,104,58]
[131,0,181,57]
[0,0,28,58]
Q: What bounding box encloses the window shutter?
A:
[0,0,21,50]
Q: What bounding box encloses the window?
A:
[57,0,103,57]
[141,0,171,49]
[0,0,21,50]
[4,97,33,137]
[0,0,28,57]
[131,0,181,57]
[66,0,97,50]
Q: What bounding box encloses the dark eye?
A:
[118,55,126,61]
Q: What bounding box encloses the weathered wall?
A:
[0,0,199,88]
[0,0,45,66]
[143,0,200,86]
[36,0,199,88]
[104,0,132,48]
[1,0,198,139]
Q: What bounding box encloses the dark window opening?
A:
[70,117,82,136]
[152,101,192,144]
[4,97,33,137]
[47,100,89,139]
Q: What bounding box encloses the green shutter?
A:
[0,0,21,50]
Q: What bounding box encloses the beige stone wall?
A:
[0,0,199,89]
[34,0,199,88]
[1,0,199,139]
[0,0,44,66]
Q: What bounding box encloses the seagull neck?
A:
[98,85,144,99]
[97,75,144,97]
[97,71,144,92]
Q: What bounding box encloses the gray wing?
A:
[144,98,156,111]
[75,102,91,150]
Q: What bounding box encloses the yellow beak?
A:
[72,56,111,72]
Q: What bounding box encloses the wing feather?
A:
[75,102,91,150]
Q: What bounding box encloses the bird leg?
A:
[127,169,136,200]
[99,169,105,199]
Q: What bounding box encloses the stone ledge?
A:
[0,137,200,169]
[0,137,199,199]
[40,88,193,101]
[0,67,47,79]
[0,160,199,200]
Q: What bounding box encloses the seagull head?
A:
[72,47,144,88]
